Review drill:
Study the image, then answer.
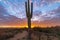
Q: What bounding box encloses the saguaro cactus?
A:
[25,0,33,40]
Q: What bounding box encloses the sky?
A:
[0,0,60,28]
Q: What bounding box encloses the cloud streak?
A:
[0,0,60,27]
[32,6,60,21]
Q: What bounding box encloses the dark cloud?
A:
[53,6,60,13]
[32,6,60,22]
[49,6,60,18]
[38,0,60,7]
[41,0,60,3]
[0,5,26,26]
[33,10,42,16]
[43,6,60,21]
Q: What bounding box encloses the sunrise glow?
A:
[0,0,60,28]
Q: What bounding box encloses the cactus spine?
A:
[25,0,33,40]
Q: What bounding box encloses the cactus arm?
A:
[25,2,28,17]
[25,2,27,16]
[31,3,33,18]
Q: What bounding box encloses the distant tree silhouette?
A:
[25,0,33,40]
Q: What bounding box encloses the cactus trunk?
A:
[28,18,31,40]
[28,18,31,29]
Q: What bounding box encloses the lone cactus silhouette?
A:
[25,0,33,40]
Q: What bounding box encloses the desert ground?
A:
[0,26,60,40]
